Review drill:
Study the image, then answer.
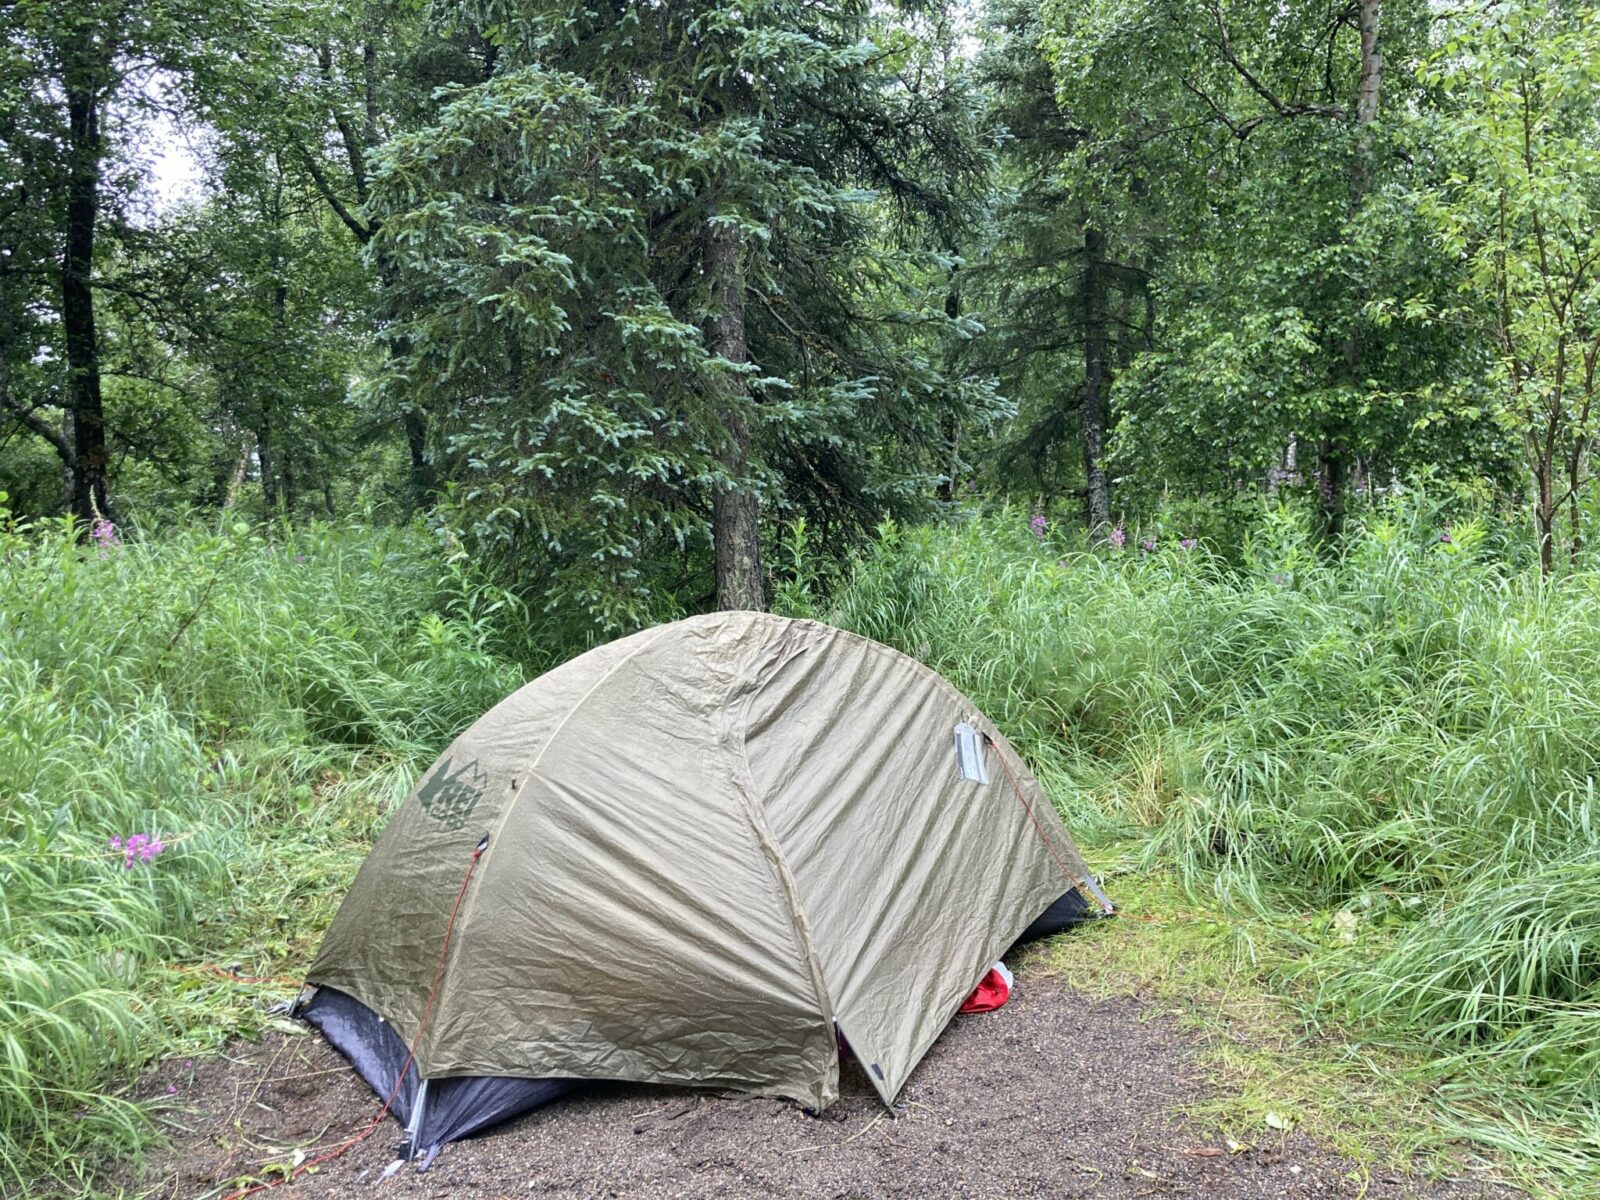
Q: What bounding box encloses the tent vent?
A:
[952,722,989,784]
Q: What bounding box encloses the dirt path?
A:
[134,970,1511,1200]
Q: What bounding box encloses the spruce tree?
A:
[366,0,1000,630]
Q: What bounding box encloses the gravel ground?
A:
[131,970,1514,1200]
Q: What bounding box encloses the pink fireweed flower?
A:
[1108,525,1127,548]
[111,833,167,869]
[91,518,119,560]
[1141,537,1157,553]
[1029,514,1047,539]
[1180,537,1197,550]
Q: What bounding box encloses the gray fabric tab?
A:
[952,722,989,784]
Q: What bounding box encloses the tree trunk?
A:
[220,440,250,509]
[937,273,962,502]
[1082,225,1111,535]
[270,277,291,512]
[373,250,435,512]
[301,111,435,511]
[1571,366,1595,566]
[1567,432,1588,567]
[281,448,295,512]
[1569,471,1583,566]
[1320,0,1382,542]
[402,407,434,508]
[1316,436,1349,538]
[705,215,764,611]
[258,424,277,509]
[63,85,109,526]
[1537,459,1555,576]
[1354,0,1383,134]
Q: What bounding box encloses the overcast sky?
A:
[126,73,206,218]
[149,126,203,201]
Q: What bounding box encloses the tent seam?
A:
[422,625,675,1072]
[733,615,1090,1105]
[720,615,842,1112]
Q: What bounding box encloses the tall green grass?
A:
[826,501,1600,1189]
[0,508,526,1195]
[9,494,1600,1193]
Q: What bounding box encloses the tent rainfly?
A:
[300,612,1112,1163]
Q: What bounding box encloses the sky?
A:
[148,122,204,202]
[125,73,207,220]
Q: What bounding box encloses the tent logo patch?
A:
[417,757,489,830]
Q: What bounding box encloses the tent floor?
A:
[123,964,1512,1200]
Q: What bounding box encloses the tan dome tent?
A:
[299,612,1111,1163]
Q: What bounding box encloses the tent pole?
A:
[404,1077,429,1159]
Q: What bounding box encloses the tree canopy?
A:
[6,0,1600,617]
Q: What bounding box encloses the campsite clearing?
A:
[132,971,1513,1200]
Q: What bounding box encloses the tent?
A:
[300,611,1111,1162]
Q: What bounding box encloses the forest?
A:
[4,0,1600,1196]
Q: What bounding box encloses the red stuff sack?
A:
[959,961,1014,1013]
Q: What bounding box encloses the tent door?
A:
[835,1019,896,1108]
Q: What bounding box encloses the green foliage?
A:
[368,0,1003,631]
[1410,1,1600,572]
[830,503,1600,1189]
[0,502,525,1194]
[975,0,1152,515]
[163,177,379,512]
[1003,0,1516,522]
[8,0,1600,578]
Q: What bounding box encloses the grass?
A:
[6,492,1600,1196]
[0,508,527,1197]
[823,499,1600,1196]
